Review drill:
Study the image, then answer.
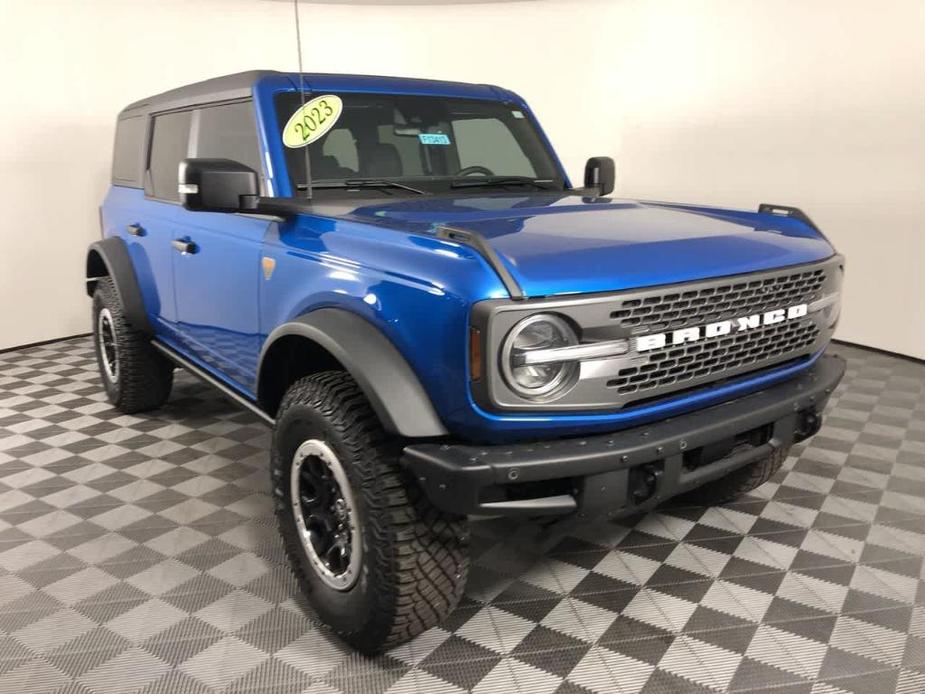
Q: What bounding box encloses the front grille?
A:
[608,319,820,396]
[478,255,840,412]
[610,267,827,334]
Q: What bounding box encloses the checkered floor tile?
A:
[1,338,924,693]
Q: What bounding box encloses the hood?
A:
[319,193,836,298]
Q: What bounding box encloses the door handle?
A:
[127,223,145,237]
[171,238,198,254]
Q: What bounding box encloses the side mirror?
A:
[178,158,259,213]
[584,156,615,196]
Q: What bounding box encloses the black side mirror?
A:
[179,158,259,213]
[584,156,615,196]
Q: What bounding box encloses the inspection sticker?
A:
[419,133,451,146]
[282,95,343,148]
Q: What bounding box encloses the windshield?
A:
[274,91,565,196]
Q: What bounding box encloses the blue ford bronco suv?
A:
[89,70,844,653]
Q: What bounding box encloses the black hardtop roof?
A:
[118,70,506,119]
[120,70,274,117]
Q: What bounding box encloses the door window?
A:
[195,101,263,177]
[148,110,192,201]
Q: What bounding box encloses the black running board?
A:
[151,341,275,427]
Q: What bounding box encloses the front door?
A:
[171,212,270,390]
[168,100,270,391]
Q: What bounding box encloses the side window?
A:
[112,116,145,186]
[453,118,535,177]
[195,101,263,176]
[148,110,192,201]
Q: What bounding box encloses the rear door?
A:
[117,109,194,339]
[169,100,271,390]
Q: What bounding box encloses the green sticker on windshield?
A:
[282,95,343,148]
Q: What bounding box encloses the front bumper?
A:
[402,353,845,518]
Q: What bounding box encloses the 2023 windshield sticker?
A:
[282,95,343,148]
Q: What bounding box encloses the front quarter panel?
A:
[259,213,508,432]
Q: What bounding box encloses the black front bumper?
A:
[402,354,845,519]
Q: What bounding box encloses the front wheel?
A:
[271,371,469,654]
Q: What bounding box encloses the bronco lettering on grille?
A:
[635,303,809,352]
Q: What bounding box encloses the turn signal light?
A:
[469,327,482,381]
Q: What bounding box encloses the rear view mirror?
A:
[584,156,615,196]
[179,158,259,213]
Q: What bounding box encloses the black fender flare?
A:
[257,309,448,438]
[85,237,153,336]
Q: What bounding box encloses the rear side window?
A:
[112,116,145,187]
[195,101,263,177]
[148,110,192,201]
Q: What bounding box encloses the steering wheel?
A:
[454,165,495,177]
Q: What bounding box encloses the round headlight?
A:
[501,314,579,400]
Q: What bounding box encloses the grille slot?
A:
[607,320,820,395]
[610,268,826,334]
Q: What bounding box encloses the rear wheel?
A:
[272,371,469,654]
[679,445,789,506]
[92,277,173,413]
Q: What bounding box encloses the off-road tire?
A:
[679,445,789,506]
[92,277,173,413]
[271,371,469,654]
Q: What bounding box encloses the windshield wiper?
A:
[298,180,427,195]
[450,176,556,190]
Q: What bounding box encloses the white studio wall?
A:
[0,0,922,357]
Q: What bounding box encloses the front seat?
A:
[365,144,403,178]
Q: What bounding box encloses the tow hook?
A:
[630,464,662,504]
[796,409,822,439]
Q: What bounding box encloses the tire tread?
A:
[680,445,788,506]
[271,371,468,653]
[93,277,173,413]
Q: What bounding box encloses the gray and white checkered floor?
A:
[1,338,924,694]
